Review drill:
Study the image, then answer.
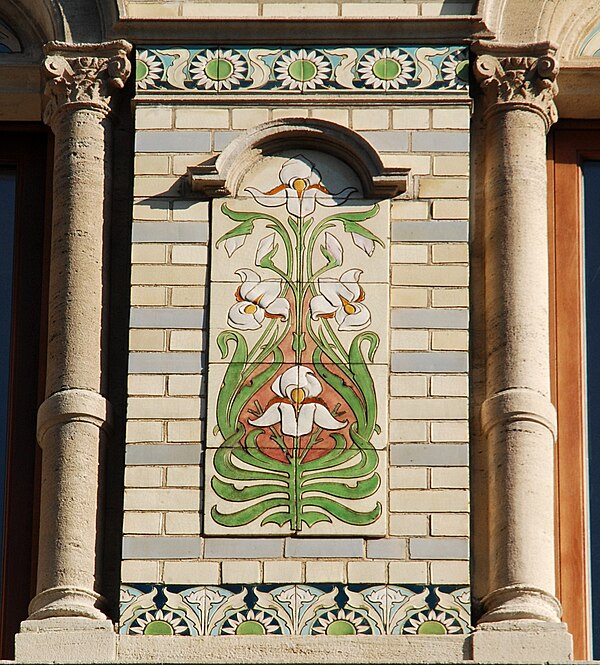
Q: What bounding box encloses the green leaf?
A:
[261,511,292,527]
[211,476,289,502]
[213,445,286,483]
[299,511,332,528]
[221,203,279,224]
[322,204,380,224]
[211,498,288,527]
[341,220,384,249]
[301,497,382,525]
[301,474,380,500]
[215,219,255,250]
[215,332,248,437]
[292,332,306,354]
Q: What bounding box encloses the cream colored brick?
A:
[432,107,471,129]
[131,265,205,286]
[431,513,469,536]
[182,3,259,16]
[392,264,468,287]
[125,466,163,488]
[390,375,428,397]
[432,330,469,351]
[263,561,304,583]
[272,108,310,119]
[133,201,169,221]
[170,330,203,351]
[384,154,431,175]
[129,329,165,352]
[391,200,429,220]
[433,155,469,176]
[165,512,200,534]
[168,374,202,396]
[431,421,469,442]
[342,2,417,16]
[390,489,468,512]
[124,488,200,511]
[305,561,345,583]
[134,154,171,175]
[121,559,159,583]
[391,244,428,264]
[432,199,469,220]
[232,107,270,129]
[136,106,173,129]
[391,287,429,307]
[389,420,428,442]
[391,330,429,351]
[389,467,428,489]
[172,154,213,176]
[431,375,468,397]
[388,561,428,584]
[432,243,468,263]
[419,177,469,199]
[353,108,389,130]
[163,561,220,585]
[123,511,162,534]
[391,397,467,420]
[392,108,430,129]
[126,421,164,443]
[309,108,349,125]
[168,421,202,442]
[430,560,469,584]
[347,562,387,583]
[432,288,468,308]
[171,287,205,306]
[172,200,209,221]
[431,467,469,489]
[128,374,165,396]
[175,107,229,129]
[127,3,179,17]
[222,561,262,583]
[390,514,429,536]
[172,245,208,264]
[133,176,180,197]
[127,397,200,419]
[166,466,201,487]
[131,244,167,264]
[263,3,338,16]
[131,286,168,306]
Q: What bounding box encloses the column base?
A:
[469,620,573,663]
[15,617,116,663]
[27,585,108,620]
[480,584,563,623]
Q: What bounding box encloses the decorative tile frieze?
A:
[120,583,470,635]
[135,46,469,94]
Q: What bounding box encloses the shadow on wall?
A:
[438,0,477,14]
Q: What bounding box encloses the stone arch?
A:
[188,117,409,200]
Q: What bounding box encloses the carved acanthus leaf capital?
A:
[473,47,559,130]
[43,40,132,126]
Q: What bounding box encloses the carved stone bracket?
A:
[43,40,132,127]
[472,41,559,131]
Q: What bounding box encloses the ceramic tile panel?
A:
[135,46,469,94]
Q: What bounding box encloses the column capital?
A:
[42,40,132,127]
[472,41,559,131]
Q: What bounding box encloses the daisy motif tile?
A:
[119,584,471,636]
[134,46,469,94]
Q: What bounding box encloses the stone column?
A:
[471,42,571,659]
[27,41,131,624]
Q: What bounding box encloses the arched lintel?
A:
[188,118,409,200]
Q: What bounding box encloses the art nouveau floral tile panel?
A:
[205,152,389,536]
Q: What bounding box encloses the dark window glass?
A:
[583,160,600,659]
[0,168,16,598]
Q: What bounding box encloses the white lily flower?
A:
[350,232,375,257]
[310,269,371,331]
[249,365,347,437]
[323,232,343,265]
[255,233,276,265]
[223,235,246,257]
[245,156,356,219]
[227,269,290,330]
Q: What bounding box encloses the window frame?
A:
[548,122,600,661]
[0,124,51,658]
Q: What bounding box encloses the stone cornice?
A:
[42,40,132,126]
[472,40,559,130]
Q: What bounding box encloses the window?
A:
[549,123,600,660]
[0,126,50,658]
